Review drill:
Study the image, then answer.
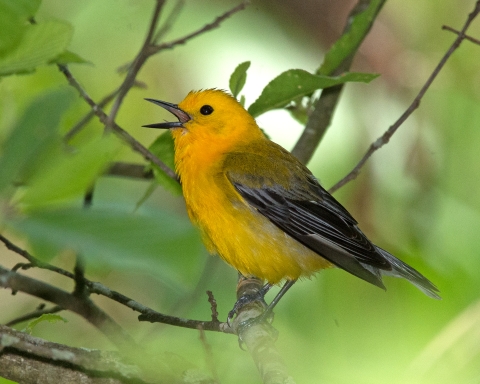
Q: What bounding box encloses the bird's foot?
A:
[227,291,268,327]
[236,308,276,332]
[227,282,272,327]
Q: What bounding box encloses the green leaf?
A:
[0,88,74,193]
[239,94,246,107]
[0,0,42,55]
[0,20,73,76]
[1,0,41,19]
[318,0,385,75]
[23,314,67,335]
[19,134,120,208]
[135,181,158,212]
[229,61,250,98]
[248,69,378,117]
[51,50,91,65]
[148,133,181,195]
[9,206,203,291]
[286,103,309,125]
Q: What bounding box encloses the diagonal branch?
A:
[1,234,75,279]
[64,87,119,143]
[106,0,166,129]
[151,1,249,54]
[329,0,480,193]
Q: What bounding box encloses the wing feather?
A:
[233,182,389,288]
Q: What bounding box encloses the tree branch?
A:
[328,0,480,193]
[106,162,154,180]
[292,0,387,164]
[231,277,293,384]
[0,325,149,384]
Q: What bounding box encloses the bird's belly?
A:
[187,192,332,284]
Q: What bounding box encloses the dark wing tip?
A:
[375,246,441,300]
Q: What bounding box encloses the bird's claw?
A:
[236,314,279,349]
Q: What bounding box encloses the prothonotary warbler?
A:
[144,89,440,319]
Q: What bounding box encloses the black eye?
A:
[200,105,214,115]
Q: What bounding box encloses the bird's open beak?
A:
[143,98,191,129]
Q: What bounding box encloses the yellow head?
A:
[144,89,264,153]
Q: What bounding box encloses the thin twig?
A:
[112,0,180,75]
[151,1,249,54]
[0,234,75,279]
[64,87,119,143]
[329,0,480,193]
[5,305,63,327]
[442,24,480,45]
[207,290,219,323]
[58,64,178,181]
[106,162,154,179]
[153,0,186,43]
[137,309,233,333]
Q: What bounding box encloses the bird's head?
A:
[144,89,263,149]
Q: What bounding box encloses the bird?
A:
[143,89,440,320]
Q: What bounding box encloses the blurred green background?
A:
[1,0,480,383]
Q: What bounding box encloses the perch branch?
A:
[0,325,149,384]
[231,277,293,384]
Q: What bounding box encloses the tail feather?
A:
[373,246,441,299]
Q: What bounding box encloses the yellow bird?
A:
[144,89,439,318]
